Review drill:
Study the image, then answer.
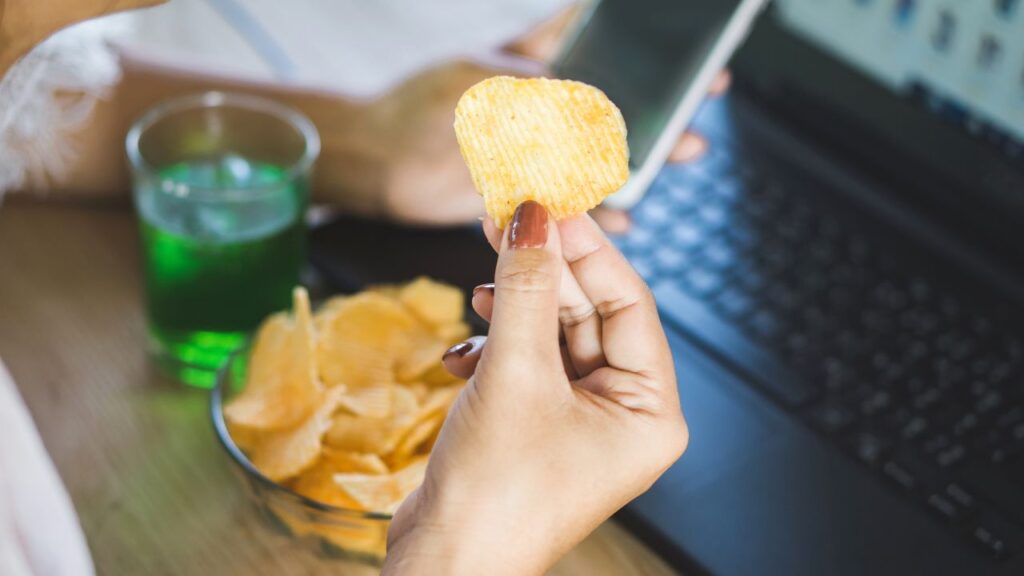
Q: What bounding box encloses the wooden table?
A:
[0,200,678,576]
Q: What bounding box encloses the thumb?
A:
[484,201,563,366]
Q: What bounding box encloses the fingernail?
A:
[443,341,473,361]
[509,200,548,249]
[472,283,495,298]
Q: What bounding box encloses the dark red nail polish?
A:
[473,283,495,297]
[509,201,548,249]
[443,341,473,361]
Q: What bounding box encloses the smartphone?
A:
[553,0,768,209]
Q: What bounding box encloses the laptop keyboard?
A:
[621,145,1024,561]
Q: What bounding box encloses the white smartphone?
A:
[553,0,768,209]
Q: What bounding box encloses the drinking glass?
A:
[126,92,319,388]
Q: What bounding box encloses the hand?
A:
[383,202,687,574]
[368,56,731,231]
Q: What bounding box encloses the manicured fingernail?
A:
[509,201,548,249]
[443,341,473,361]
[473,283,495,298]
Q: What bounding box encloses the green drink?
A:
[139,158,307,386]
[128,93,319,388]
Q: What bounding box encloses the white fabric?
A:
[0,19,124,196]
[115,0,570,99]
[0,361,95,576]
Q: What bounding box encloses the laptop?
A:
[612,1,1024,574]
[311,1,1024,573]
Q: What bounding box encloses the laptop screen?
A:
[735,1,1024,269]
[775,0,1023,169]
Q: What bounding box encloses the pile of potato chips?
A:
[454,76,630,228]
[224,278,468,515]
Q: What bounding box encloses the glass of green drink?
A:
[126,92,319,388]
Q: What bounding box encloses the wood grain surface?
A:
[0,200,678,576]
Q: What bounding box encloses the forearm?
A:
[33,59,390,214]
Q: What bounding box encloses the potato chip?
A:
[225,288,322,430]
[266,499,388,557]
[321,448,390,474]
[421,364,459,387]
[291,460,364,508]
[249,386,345,482]
[313,295,348,334]
[417,385,462,421]
[337,385,394,419]
[366,283,402,300]
[454,76,629,228]
[226,279,470,523]
[290,448,388,507]
[388,413,445,467]
[398,277,464,328]
[324,386,419,454]
[391,457,429,497]
[434,322,471,346]
[334,457,429,513]
[226,421,267,453]
[316,293,419,388]
[406,381,432,402]
[395,332,449,383]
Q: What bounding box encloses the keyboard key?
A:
[683,268,722,297]
[748,310,784,340]
[702,240,735,269]
[935,443,967,468]
[714,288,754,320]
[945,483,977,510]
[636,201,673,227]
[670,223,702,248]
[848,431,889,466]
[927,493,963,523]
[622,226,655,252]
[809,400,856,434]
[653,247,689,273]
[971,512,1022,560]
[883,461,918,491]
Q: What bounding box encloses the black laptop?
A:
[312,1,1024,574]
[611,2,1024,574]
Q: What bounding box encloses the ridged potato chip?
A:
[398,277,464,328]
[395,333,450,383]
[249,386,345,482]
[321,448,389,475]
[388,413,444,468]
[334,457,429,514]
[324,385,419,454]
[454,76,629,228]
[337,385,394,419]
[316,293,419,388]
[226,278,471,516]
[224,288,322,431]
[290,460,364,508]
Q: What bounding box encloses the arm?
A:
[0,0,163,76]
[52,57,496,224]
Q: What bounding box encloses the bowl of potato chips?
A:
[211,278,470,564]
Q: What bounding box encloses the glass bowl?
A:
[211,347,392,565]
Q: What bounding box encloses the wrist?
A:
[382,484,552,575]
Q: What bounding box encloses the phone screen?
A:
[555,0,744,168]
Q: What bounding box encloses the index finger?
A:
[557,214,673,378]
